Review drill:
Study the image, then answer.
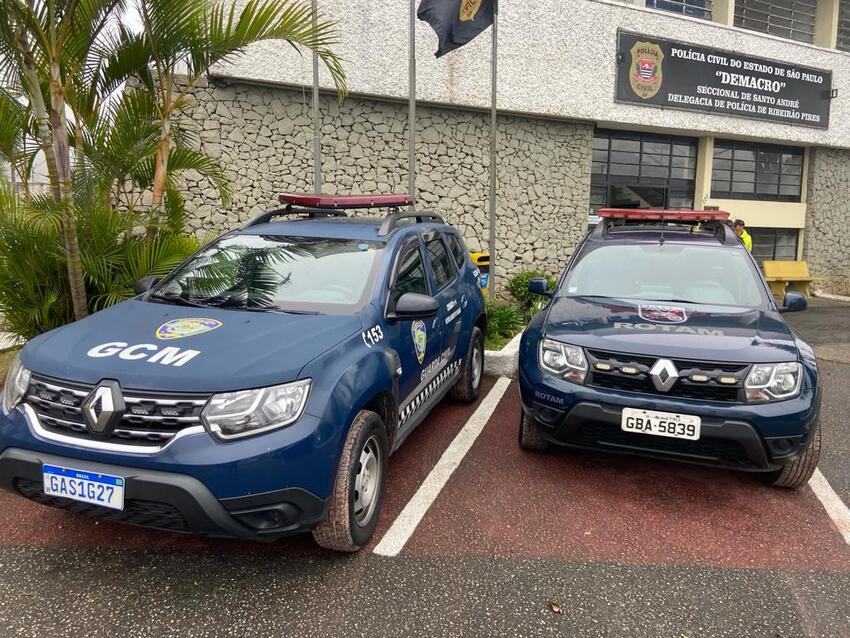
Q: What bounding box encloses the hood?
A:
[543,296,798,363]
[21,299,363,392]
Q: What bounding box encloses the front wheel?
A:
[763,426,821,489]
[518,409,550,451]
[450,326,484,403]
[312,410,388,552]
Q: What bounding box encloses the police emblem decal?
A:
[412,320,427,364]
[629,41,664,100]
[459,0,483,21]
[639,304,688,324]
[156,318,222,340]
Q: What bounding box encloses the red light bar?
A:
[278,193,413,209]
[597,208,730,221]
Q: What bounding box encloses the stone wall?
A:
[180,77,593,282]
[804,147,850,295]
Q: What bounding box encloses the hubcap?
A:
[471,342,483,390]
[353,435,382,526]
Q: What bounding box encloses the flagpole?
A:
[311,0,321,194]
[487,1,498,300]
[408,0,417,207]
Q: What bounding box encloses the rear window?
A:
[560,242,766,307]
[446,233,468,270]
[426,237,456,291]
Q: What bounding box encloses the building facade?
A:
[182,0,850,293]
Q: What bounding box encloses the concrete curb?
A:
[483,331,522,378]
[813,289,850,303]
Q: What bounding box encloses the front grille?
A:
[571,422,753,467]
[586,349,748,403]
[24,375,209,447]
[15,478,188,531]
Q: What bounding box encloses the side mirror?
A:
[528,277,553,298]
[780,291,807,313]
[135,276,160,295]
[389,292,439,322]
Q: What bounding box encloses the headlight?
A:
[539,338,587,384]
[3,353,30,412]
[201,379,311,441]
[745,362,802,402]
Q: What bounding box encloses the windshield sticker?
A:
[638,304,687,324]
[412,320,427,364]
[614,322,723,337]
[87,342,200,367]
[156,318,222,340]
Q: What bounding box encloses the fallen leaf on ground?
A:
[548,601,563,615]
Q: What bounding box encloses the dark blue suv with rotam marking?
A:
[518,209,821,489]
[0,194,486,551]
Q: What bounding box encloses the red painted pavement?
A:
[0,379,494,554]
[403,382,850,571]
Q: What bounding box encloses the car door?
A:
[387,237,444,430]
[423,231,462,365]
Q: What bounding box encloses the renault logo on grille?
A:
[649,358,679,392]
[81,380,125,437]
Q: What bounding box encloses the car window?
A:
[392,245,429,306]
[426,237,456,291]
[154,234,384,313]
[560,242,766,308]
[446,233,468,270]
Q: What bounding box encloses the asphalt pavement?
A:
[0,300,848,637]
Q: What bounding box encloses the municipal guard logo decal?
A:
[459,0,483,21]
[639,304,687,324]
[156,318,222,340]
[629,41,664,99]
[412,320,427,364]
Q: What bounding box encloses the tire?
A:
[450,326,484,403]
[518,408,550,451]
[763,426,821,489]
[312,410,388,552]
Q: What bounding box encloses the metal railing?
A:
[838,0,850,51]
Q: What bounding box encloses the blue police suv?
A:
[518,209,821,489]
[0,194,486,551]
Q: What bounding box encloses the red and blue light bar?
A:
[279,193,413,209]
[597,208,730,222]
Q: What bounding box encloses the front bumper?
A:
[519,367,820,472]
[0,405,337,540]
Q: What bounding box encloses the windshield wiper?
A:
[148,292,210,308]
[645,298,699,305]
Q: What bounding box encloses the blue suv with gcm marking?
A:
[0,194,486,551]
[518,209,821,489]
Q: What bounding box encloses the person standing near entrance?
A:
[733,219,752,252]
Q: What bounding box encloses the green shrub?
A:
[486,301,524,338]
[0,181,199,340]
[507,270,557,310]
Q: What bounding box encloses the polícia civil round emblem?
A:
[156,318,222,340]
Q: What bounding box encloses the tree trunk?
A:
[148,115,171,237]
[48,62,88,321]
[20,64,60,203]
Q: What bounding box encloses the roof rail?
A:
[279,193,413,209]
[378,211,444,236]
[241,207,347,229]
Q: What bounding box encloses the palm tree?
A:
[135,0,347,228]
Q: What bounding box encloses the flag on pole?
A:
[417,0,495,57]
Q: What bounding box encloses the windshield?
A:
[152,234,384,313]
[560,242,766,307]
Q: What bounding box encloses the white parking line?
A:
[373,377,512,557]
[809,469,850,545]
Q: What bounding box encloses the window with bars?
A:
[750,228,799,262]
[734,0,817,43]
[645,0,712,20]
[591,130,698,210]
[711,140,804,202]
[838,0,850,52]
